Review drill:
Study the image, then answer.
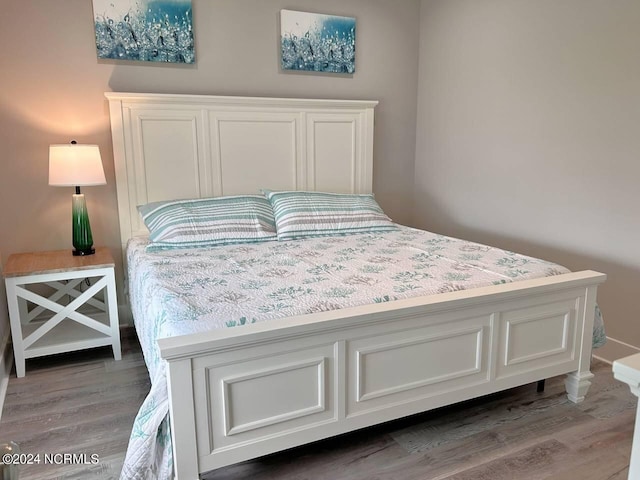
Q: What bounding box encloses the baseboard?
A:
[0,329,13,420]
[593,336,640,365]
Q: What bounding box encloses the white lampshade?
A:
[49,144,106,186]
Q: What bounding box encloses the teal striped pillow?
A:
[263,190,398,241]
[138,195,277,250]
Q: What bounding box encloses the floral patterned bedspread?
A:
[120,226,606,479]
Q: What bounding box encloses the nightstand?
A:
[3,248,121,377]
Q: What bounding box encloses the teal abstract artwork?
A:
[93,0,194,63]
[280,10,356,74]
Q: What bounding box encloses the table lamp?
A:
[49,141,106,256]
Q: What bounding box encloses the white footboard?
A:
[159,270,605,479]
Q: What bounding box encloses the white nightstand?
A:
[3,248,121,377]
[613,354,640,480]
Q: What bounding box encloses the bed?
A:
[105,92,606,480]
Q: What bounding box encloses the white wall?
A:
[415,0,640,361]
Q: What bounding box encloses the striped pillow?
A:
[138,195,277,250]
[263,190,398,241]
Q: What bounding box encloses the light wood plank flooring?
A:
[0,328,635,479]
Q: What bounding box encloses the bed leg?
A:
[536,379,545,393]
[564,371,594,403]
[564,284,598,404]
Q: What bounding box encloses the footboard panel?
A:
[496,296,581,380]
[346,312,491,416]
[193,341,338,456]
[160,271,605,478]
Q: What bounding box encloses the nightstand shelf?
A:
[3,248,121,377]
[23,316,113,357]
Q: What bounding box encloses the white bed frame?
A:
[106,92,606,480]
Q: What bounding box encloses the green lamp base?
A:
[72,193,95,256]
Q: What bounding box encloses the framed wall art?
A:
[280,10,356,74]
[93,0,195,63]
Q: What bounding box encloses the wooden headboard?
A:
[105,92,378,252]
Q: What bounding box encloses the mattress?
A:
[121,226,606,479]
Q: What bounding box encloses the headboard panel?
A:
[105,93,378,251]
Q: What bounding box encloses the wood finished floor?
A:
[0,327,635,480]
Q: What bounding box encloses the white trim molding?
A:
[0,253,12,419]
[593,336,640,364]
[0,329,12,419]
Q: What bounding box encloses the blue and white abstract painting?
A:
[280,10,356,74]
[93,0,195,63]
